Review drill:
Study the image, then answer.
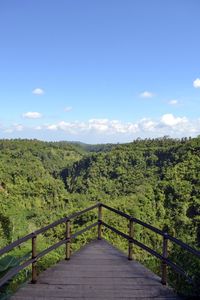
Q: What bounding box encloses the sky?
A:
[0,0,200,143]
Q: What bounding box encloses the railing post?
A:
[161,232,168,285]
[128,218,134,260]
[98,203,102,240]
[65,220,71,260]
[31,234,37,284]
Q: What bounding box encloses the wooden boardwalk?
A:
[11,239,181,300]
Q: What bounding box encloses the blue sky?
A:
[0,0,200,143]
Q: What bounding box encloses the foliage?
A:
[0,137,200,298]
[0,252,31,299]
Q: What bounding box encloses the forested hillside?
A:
[0,137,200,298]
[0,139,84,247]
[67,137,200,245]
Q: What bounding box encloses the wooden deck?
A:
[10,239,181,300]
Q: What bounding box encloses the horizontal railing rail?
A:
[101,203,200,257]
[0,221,99,288]
[101,221,190,281]
[102,203,164,235]
[101,203,200,285]
[0,258,36,288]
[167,234,200,258]
[0,203,99,257]
[0,204,99,288]
[0,202,199,289]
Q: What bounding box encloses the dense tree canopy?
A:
[0,137,200,298]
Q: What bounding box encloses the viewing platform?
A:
[1,203,199,299]
[10,239,181,300]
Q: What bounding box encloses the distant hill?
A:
[63,140,117,152]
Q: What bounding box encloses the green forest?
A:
[0,138,200,298]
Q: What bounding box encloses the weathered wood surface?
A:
[10,240,182,299]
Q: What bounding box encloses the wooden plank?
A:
[56,259,136,265]
[45,264,154,272]
[39,270,160,279]
[10,240,181,300]
[11,284,178,298]
[38,276,162,285]
[12,296,181,300]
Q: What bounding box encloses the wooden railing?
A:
[0,203,99,287]
[0,202,200,289]
[100,203,200,285]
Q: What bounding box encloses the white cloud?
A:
[138,118,156,131]
[1,115,200,141]
[64,106,72,112]
[47,124,58,131]
[23,112,43,119]
[139,91,154,98]
[32,88,45,95]
[15,124,24,131]
[88,119,109,132]
[160,114,187,127]
[42,115,192,136]
[169,99,178,105]
[4,124,24,133]
[193,78,200,88]
[35,126,42,130]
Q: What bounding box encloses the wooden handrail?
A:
[0,232,36,256]
[100,203,200,285]
[0,204,99,287]
[101,221,191,282]
[102,203,166,236]
[167,234,200,258]
[101,203,200,258]
[0,203,99,257]
[0,202,199,289]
